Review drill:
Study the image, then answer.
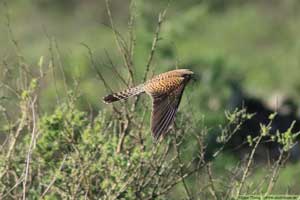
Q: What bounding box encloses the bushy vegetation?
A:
[1,88,299,199]
[1,0,300,199]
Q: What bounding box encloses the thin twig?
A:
[207,163,218,200]
[128,0,136,65]
[104,50,128,87]
[235,134,263,199]
[133,0,171,111]
[43,28,60,104]
[4,102,27,163]
[1,176,24,199]
[81,43,113,93]
[53,39,68,94]
[105,0,135,84]
[143,1,171,82]
[116,116,130,153]
[265,150,287,195]
[173,133,193,200]
[23,96,38,200]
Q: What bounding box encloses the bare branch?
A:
[23,96,38,200]
[143,1,171,82]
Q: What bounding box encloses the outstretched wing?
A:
[151,85,185,140]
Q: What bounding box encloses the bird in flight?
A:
[103,69,194,140]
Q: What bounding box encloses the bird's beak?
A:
[191,73,201,82]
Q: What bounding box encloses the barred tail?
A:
[103,84,145,103]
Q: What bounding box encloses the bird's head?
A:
[180,69,200,82]
[179,69,193,78]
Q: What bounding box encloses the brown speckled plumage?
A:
[103,69,194,140]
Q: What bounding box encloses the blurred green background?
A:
[2,0,300,108]
[1,0,300,197]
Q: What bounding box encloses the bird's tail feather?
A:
[103,84,144,103]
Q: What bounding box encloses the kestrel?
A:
[103,69,194,140]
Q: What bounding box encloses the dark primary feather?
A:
[151,85,185,140]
